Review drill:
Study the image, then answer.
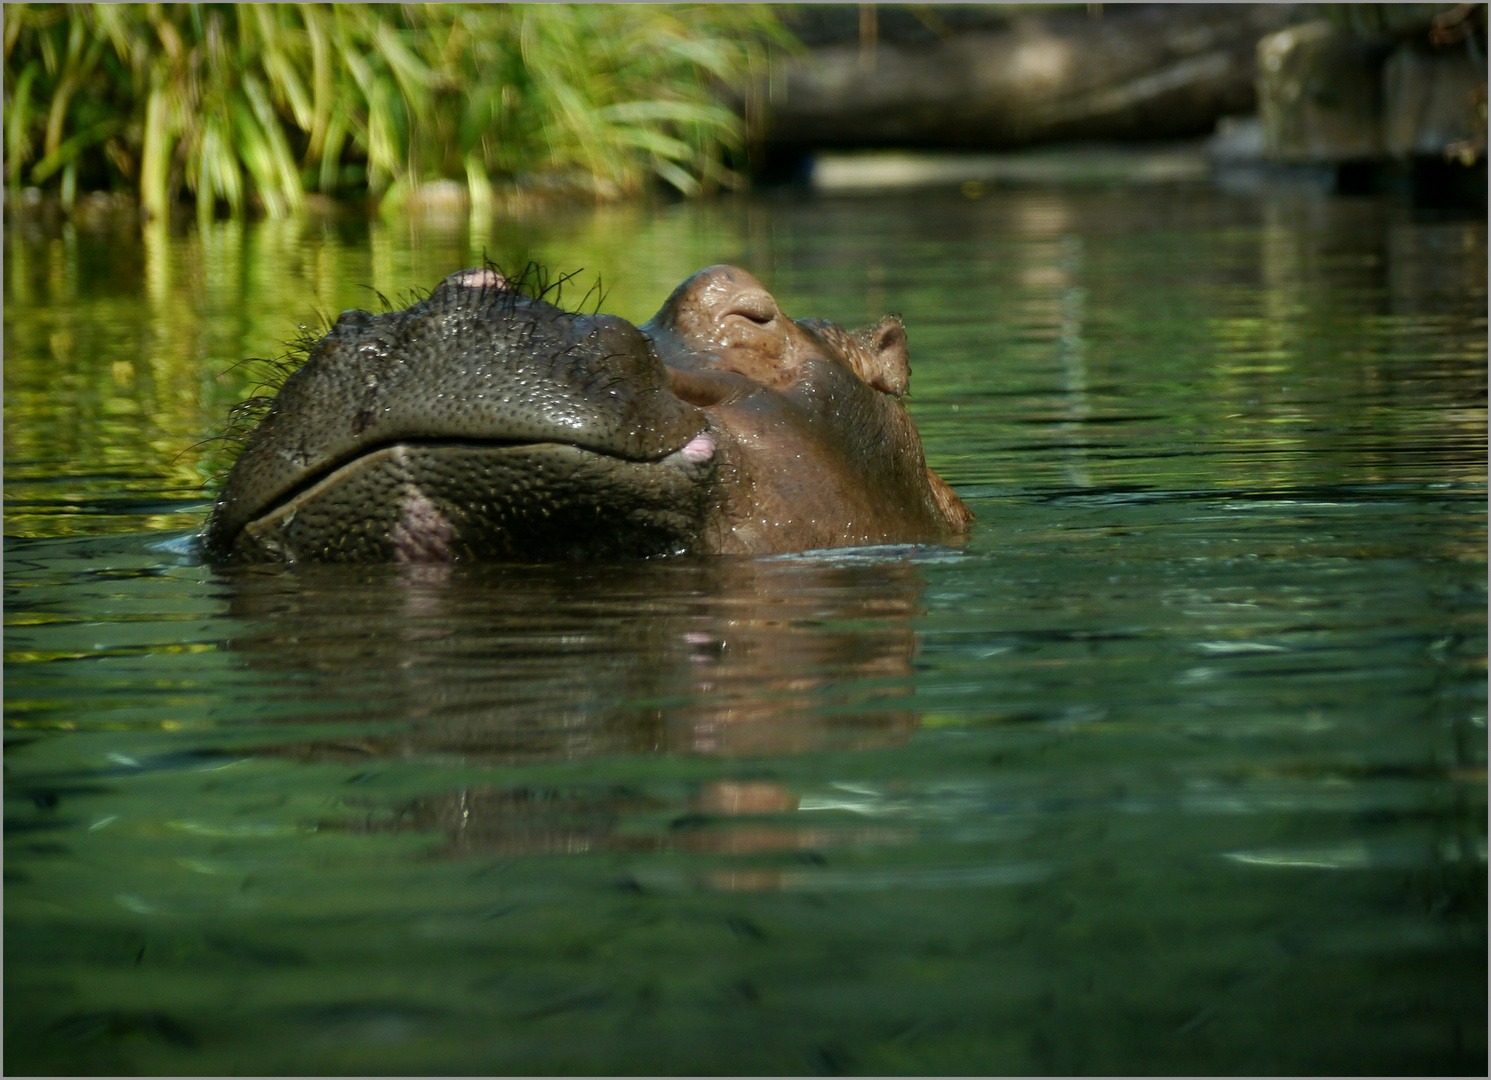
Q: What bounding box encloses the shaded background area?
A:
[5,4,1487,220]
[762,3,1487,206]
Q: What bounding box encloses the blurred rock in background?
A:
[759,3,1487,207]
[763,5,1291,152]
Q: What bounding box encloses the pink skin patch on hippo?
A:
[458,268,507,289]
[681,432,715,463]
[390,484,455,563]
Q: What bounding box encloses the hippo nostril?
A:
[724,290,777,326]
[667,366,742,408]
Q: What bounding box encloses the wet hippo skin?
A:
[205,265,972,562]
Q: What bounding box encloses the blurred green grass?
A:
[3,3,791,221]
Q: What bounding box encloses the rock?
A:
[1257,20,1386,163]
[1207,115,1267,165]
[1383,42,1487,157]
[1257,7,1487,166]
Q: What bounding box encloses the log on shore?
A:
[760,4,1297,151]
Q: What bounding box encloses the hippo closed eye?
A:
[204,265,972,563]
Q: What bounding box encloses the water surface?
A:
[5,186,1486,1074]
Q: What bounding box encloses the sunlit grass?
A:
[3,3,790,220]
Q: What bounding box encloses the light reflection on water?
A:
[4,187,1486,1074]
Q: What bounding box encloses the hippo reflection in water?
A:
[224,557,927,873]
[205,264,972,561]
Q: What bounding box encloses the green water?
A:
[5,187,1486,1075]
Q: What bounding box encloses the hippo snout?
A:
[206,268,709,561]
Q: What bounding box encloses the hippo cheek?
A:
[693,366,953,553]
[230,440,719,563]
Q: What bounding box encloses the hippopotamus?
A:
[204,265,972,562]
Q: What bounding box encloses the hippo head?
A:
[204,265,971,562]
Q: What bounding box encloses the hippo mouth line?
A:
[236,432,717,538]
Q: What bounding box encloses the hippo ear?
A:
[857,316,910,397]
[795,315,911,396]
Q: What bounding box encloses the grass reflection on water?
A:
[3,187,1486,1075]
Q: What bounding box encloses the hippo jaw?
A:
[228,436,722,563]
[206,269,717,562]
